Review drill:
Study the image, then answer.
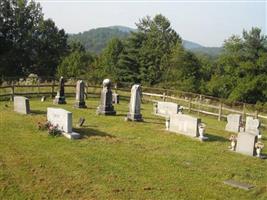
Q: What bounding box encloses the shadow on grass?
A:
[73,127,115,138]
[31,110,46,115]
[205,133,228,142]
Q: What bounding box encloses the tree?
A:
[0,0,68,77]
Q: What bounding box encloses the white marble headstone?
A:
[155,101,179,117]
[47,107,80,139]
[225,114,241,133]
[236,132,257,156]
[245,117,260,136]
[168,113,201,137]
[14,96,30,114]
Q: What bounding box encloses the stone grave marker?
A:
[235,132,257,156]
[154,101,179,117]
[74,80,87,108]
[77,117,85,127]
[14,96,30,114]
[168,113,201,137]
[126,84,143,121]
[245,116,260,136]
[112,93,120,104]
[54,76,66,104]
[47,107,80,139]
[225,114,242,133]
[41,96,46,102]
[96,79,116,115]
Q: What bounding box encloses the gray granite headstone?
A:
[245,116,260,136]
[126,84,143,121]
[112,93,120,104]
[168,113,201,137]
[14,96,30,114]
[154,101,179,117]
[96,79,116,115]
[225,114,241,133]
[235,132,257,156]
[47,107,80,139]
[54,76,66,104]
[74,80,87,108]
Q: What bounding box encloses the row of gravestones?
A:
[13,78,143,139]
[13,77,264,158]
[153,101,264,158]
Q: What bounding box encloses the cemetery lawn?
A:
[0,97,267,200]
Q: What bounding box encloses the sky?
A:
[36,0,266,47]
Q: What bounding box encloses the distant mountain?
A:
[68,26,222,56]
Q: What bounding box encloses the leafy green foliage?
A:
[0,0,68,77]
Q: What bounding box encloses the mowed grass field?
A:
[0,97,267,199]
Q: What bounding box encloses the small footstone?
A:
[223,179,255,190]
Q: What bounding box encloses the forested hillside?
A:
[68,26,222,57]
[1,0,266,105]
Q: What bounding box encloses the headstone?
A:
[112,93,120,104]
[235,132,257,156]
[168,113,201,137]
[154,101,179,117]
[54,76,66,104]
[41,96,46,102]
[225,114,241,133]
[126,84,143,121]
[74,80,87,108]
[47,107,80,139]
[77,117,85,127]
[14,96,30,114]
[96,79,116,115]
[245,116,260,136]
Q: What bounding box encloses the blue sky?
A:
[37,0,266,47]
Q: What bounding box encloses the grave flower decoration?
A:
[255,141,264,158]
[229,135,237,151]
[198,123,206,139]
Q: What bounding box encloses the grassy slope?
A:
[0,97,266,199]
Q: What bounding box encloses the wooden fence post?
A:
[218,101,222,121]
[198,95,202,116]
[188,98,192,113]
[11,81,15,101]
[255,110,258,119]
[242,103,246,120]
[163,92,166,101]
[51,80,55,98]
[37,80,40,96]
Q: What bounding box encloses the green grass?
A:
[0,97,267,199]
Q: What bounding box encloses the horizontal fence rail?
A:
[1,81,267,128]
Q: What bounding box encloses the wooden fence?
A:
[1,81,267,127]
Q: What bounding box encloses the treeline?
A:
[1,0,267,104]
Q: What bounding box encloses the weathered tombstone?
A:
[168,113,201,137]
[77,117,85,127]
[235,132,257,156]
[112,93,120,104]
[74,80,87,108]
[126,84,143,121]
[154,101,179,117]
[41,96,46,102]
[47,107,80,139]
[96,79,116,115]
[245,116,260,136]
[14,96,30,114]
[54,76,66,104]
[225,114,241,133]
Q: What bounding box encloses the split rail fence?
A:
[1,81,267,127]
